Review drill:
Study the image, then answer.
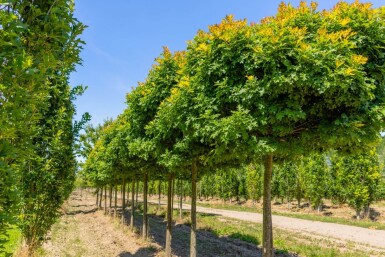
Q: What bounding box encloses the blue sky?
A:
[71,0,384,126]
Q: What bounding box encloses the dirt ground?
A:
[41,191,160,257]
[40,190,385,257]
[41,190,274,257]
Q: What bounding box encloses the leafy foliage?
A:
[331,150,383,218]
[79,2,385,257]
[0,0,86,253]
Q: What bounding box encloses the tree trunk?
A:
[109,185,113,214]
[99,188,103,209]
[179,179,183,220]
[142,172,148,239]
[96,188,99,207]
[127,182,130,207]
[171,177,175,220]
[364,204,370,218]
[131,179,135,230]
[122,178,126,224]
[190,162,197,257]
[114,184,118,218]
[158,180,161,209]
[356,209,362,220]
[104,186,107,214]
[166,173,174,257]
[136,180,139,208]
[263,154,274,257]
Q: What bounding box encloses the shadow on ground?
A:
[103,202,299,257]
[66,208,98,216]
[71,191,298,257]
[118,247,158,257]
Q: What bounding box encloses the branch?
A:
[47,0,58,17]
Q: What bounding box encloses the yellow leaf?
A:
[352,54,368,65]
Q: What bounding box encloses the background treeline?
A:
[0,1,86,255]
[86,144,385,221]
[199,149,385,219]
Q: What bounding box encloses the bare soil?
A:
[40,191,274,257]
[40,191,385,257]
[41,191,160,257]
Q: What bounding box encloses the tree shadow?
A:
[70,204,95,208]
[66,208,98,216]
[117,246,158,257]
[369,208,381,221]
[323,212,333,216]
[117,205,298,257]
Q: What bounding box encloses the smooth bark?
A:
[122,178,126,224]
[96,188,99,207]
[109,185,113,214]
[179,179,183,220]
[114,184,118,218]
[131,179,135,230]
[135,180,139,208]
[166,173,174,257]
[104,186,107,214]
[190,162,197,257]
[263,154,274,257]
[158,180,161,209]
[171,177,175,219]
[126,182,130,207]
[142,172,148,239]
[99,188,102,209]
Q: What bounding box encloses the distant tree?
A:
[303,154,329,212]
[331,150,382,219]
[246,164,264,204]
[125,48,186,255]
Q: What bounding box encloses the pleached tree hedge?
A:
[80,2,385,257]
[156,2,385,256]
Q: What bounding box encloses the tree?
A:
[0,3,48,249]
[125,48,186,254]
[159,2,385,256]
[0,0,86,253]
[302,154,329,212]
[246,164,264,204]
[331,150,382,219]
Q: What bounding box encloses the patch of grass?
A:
[146,202,384,256]
[272,212,385,230]
[197,214,381,257]
[194,201,385,230]
[1,225,22,256]
[374,201,385,207]
[34,247,47,256]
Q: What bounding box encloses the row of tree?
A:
[0,1,86,255]
[81,2,385,257]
